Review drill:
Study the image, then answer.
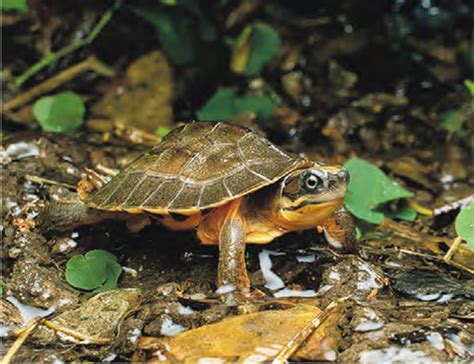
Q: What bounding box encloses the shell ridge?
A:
[120,174,148,208]
[196,185,205,208]
[235,143,272,183]
[166,182,186,209]
[140,180,166,208]
[96,172,130,208]
[222,177,233,198]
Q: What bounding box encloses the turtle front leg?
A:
[321,207,357,252]
[217,215,255,304]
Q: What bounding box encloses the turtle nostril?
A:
[338,169,350,183]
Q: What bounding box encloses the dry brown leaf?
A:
[135,305,330,363]
[31,289,141,345]
[91,51,173,132]
[294,303,343,361]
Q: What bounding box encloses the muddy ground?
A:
[1,127,473,362]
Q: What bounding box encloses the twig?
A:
[40,318,111,345]
[443,236,463,263]
[400,248,474,275]
[272,302,338,363]
[25,175,76,190]
[1,318,41,364]
[3,56,114,113]
[14,0,122,87]
[407,198,433,216]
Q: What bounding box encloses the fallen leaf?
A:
[135,305,329,362]
[91,51,173,132]
[31,289,141,345]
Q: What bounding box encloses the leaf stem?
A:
[14,0,122,87]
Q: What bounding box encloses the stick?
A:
[14,0,121,87]
[3,56,114,113]
[272,302,338,363]
[443,236,463,263]
[25,175,76,190]
[40,318,111,345]
[1,318,41,364]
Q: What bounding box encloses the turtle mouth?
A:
[277,198,345,230]
[282,196,344,212]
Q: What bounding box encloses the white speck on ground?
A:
[160,318,186,336]
[0,142,40,164]
[356,261,383,290]
[273,288,317,298]
[296,255,315,263]
[122,266,138,277]
[426,332,445,351]
[6,296,55,323]
[329,270,341,281]
[359,347,432,363]
[215,284,236,295]
[102,352,117,362]
[258,249,285,290]
[415,293,441,301]
[177,303,195,315]
[155,350,167,361]
[128,328,141,343]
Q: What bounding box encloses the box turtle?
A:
[41,122,354,303]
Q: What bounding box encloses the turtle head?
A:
[274,163,349,230]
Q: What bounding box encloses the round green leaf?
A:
[33,92,85,134]
[455,203,474,251]
[65,249,121,291]
[65,252,108,290]
[344,158,414,224]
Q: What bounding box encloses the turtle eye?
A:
[302,173,323,192]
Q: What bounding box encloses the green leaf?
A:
[156,126,172,138]
[232,22,280,76]
[33,92,85,134]
[465,80,474,97]
[65,250,122,291]
[381,204,417,221]
[1,0,27,12]
[130,1,215,65]
[455,203,474,251]
[197,87,277,121]
[439,109,463,133]
[344,158,413,224]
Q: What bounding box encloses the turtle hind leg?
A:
[38,200,112,232]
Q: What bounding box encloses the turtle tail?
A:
[38,200,104,232]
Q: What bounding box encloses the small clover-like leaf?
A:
[197,87,277,121]
[231,23,280,76]
[455,203,474,251]
[33,92,85,134]
[344,158,414,224]
[65,249,122,292]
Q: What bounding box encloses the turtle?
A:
[41,122,355,302]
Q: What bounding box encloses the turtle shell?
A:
[85,122,308,214]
